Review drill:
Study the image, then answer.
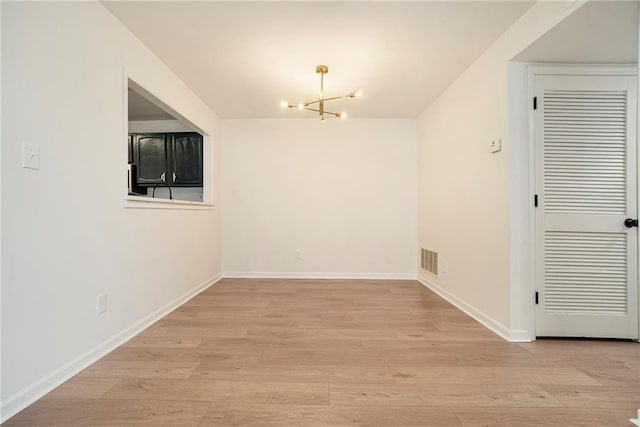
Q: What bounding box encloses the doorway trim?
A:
[527,64,639,341]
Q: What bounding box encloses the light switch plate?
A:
[22,143,40,170]
[97,293,108,315]
[490,138,502,153]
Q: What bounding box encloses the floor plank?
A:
[77,360,201,379]
[199,404,461,426]
[389,366,599,385]
[258,349,388,367]
[122,336,203,348]
[452,407,635,427]
[245,327,397,340]
[3,399,210,426]
[192,364,396,384]
[44,377,122,399]
[541,384,640,409]
[102,347,261,365]
[330,383,564,407]
[197,337,365,352]
[576,365,640,387]
[103,378,329,405]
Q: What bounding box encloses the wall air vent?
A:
[421,248,438,276]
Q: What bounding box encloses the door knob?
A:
[624,218,638,228]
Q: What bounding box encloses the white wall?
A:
[221,119,417,278]
[416,1,583,340]
[1,2,222,420]
[507,61,533,339]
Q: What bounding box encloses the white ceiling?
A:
[103,1,535,118]
[514,0,638,63]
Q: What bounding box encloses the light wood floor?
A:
[5,279,639,426]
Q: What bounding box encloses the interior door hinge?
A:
[534,194,538,207]
[533,96,537,110]
[535,292,539,305]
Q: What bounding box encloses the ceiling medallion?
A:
[280,65,362,123]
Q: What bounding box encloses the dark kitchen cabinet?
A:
[130,132,203,187]
[170,133,203,186]
[134,134,168,185]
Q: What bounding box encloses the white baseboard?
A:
[417,272,531,343]
[0,274,223,423]
[508,329,534,342]
[222,271,417,280]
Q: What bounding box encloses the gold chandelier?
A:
[281,65,362,123]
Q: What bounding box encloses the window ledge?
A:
[124,196,214,210]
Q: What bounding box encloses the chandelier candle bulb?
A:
[281,64,360,122]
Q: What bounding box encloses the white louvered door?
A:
[534,73,638,338]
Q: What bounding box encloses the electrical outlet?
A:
[97,293,108,315]
[296,249,302,259]
[22,143,40,170]
[443,261,448,274]
[490,138,502,153]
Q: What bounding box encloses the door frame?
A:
[527,64,639,341]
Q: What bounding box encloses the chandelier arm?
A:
[305,107,340,119]
[321,94,352,102]
[307,108,338,115]
[305,95,352,106]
